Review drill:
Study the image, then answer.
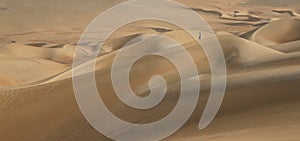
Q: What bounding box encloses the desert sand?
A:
[0,0,300,140]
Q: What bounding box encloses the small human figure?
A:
[198,32,202,40]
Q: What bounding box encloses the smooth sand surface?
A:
[0,0,300,140]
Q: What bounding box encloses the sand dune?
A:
[1,49,300,140]
[270,40,300,53]
[190,5,266,22]
[0,43,76,88]
[0,0,300,141]
[251,17,300,46]
[0,43,76,64]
